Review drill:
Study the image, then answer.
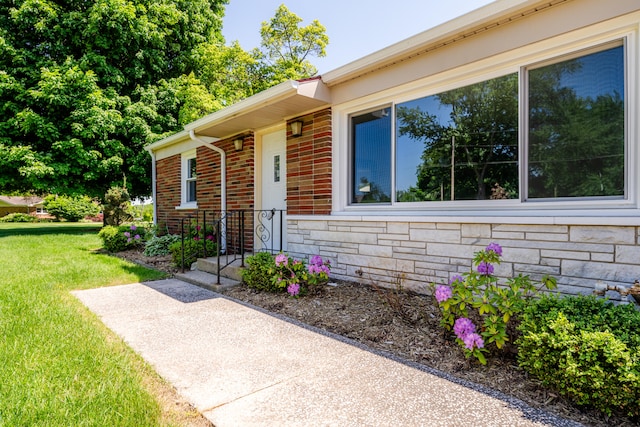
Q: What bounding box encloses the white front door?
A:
[260,129,287,252]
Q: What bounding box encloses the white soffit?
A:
[183,78,331,139]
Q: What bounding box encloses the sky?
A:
[222,0,496,74]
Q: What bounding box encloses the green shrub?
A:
[44,195,100,222]
[432,242,556,365]
[169,238,216,269]
[143,234,180,257]
[517,294,640,417]
[0,213,37,222]
[98,224,147,252]
[99,226,129,252]
[242,252,277,292]
[241,252,332,296]
[103,186,133,226]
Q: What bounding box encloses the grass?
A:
[0,222,172,426]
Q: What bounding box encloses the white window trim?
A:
[333,16,639,222]
[178,149,198,210]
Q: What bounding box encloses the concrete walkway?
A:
[72,279,582,427]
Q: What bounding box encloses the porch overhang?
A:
[183,78,331,139]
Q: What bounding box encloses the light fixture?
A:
[233,137,244,151]
[290,120,303,137]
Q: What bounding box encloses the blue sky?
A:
[222,0,495,73]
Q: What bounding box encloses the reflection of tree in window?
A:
[396,74,519,202]
[528,45,625,199]
[352,108,391,203]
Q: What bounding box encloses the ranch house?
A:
[146,0,640,297]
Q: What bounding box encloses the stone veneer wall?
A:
[287,218,640,298]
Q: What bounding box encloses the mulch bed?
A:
[116,249,636,427]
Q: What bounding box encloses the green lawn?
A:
[0,223,171,426]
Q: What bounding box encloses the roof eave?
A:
[322,0,555,85]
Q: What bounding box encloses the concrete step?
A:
[175,270,240,293]
[196,256,246,282]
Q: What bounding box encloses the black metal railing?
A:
[175,209,286,282]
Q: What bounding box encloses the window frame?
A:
[339,26,636,215]
[180,149,198,209]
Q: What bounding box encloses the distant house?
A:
[146,0,640,296]
[0,196,46,218]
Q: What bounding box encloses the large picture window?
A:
[349,40,627,207]
[396,74,519,202]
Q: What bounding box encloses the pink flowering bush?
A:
[273,253,332,296]
[432,242,557,365]
[243,252,332,296]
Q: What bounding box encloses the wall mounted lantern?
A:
[233,137,244,151]
[290,120,304,137]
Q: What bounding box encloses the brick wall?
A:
[156,154,191,233]
[287,108,332,215]
[155,136,255,243]
[287,218,640,299]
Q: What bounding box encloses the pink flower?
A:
[275,254,288,267]
[486,242,503,256]
[449,275,464,285]
[453,317,476,339]
[463,333,485,350]
[124,231,130,238]
[435,285,452,303]
[310,255,323,266]
[477,262,494,275]
[287,283,300,296]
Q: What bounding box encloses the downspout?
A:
[150,151,157,226]
[189,130,227,251]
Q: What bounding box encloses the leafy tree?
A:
[193,5,329,105]
[103,186,133,226]
[0,0,227,198]
[259,4,328,82]
[0,1,328,199]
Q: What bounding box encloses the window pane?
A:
[351,108,391,203]
[187,180,196,203]
[188,158,197,179]
[274,155,280,183]
[528,45,625,199]
[396,74,519,201]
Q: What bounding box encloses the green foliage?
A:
[259,5,328,81]
[241,252,331,296]
[143,234,180,257]
[0,212,37,222]
[103,186,133,226]
[169,237,216,269]
[517,295,640,417]
[44,194,100,222]
[242,252,277,292]
[0,0,227,198]
[98,224,146,252]
[433,243,557,365]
